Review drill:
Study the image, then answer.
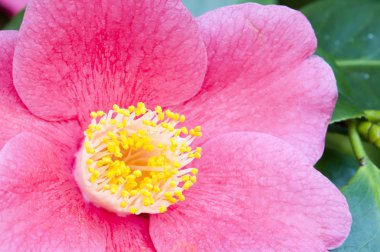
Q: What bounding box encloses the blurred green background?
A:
[1,0,380,250]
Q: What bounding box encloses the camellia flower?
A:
[0,0,28,15]
[0,0,351,251]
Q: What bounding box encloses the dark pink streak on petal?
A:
[0,133,155,251]
[13,0,207,128]
[0,31,18,101]
[150,133,351,251]
[0,31,81,153]
[173,4,337,164]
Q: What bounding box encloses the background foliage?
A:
[1,0,379,250]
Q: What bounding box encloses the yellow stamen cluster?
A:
[74,102,202,215]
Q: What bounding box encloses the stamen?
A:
[74,102,202,215]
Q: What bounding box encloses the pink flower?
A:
[0,0,351,251]
[0,0,28,15]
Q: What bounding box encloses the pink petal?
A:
[0,31,81,152]
[150,133,351,251]
[0,133,155,251]
[173,4,337,164]
[0,0,27,15]
[13,0,207,127]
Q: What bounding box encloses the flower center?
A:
[74,102,202,215]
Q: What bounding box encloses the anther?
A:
[74,102,202,216]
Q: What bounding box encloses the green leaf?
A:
[332,95,364,124]
[316,147,358,188]
[322,130,380,164]
[302,0,380,115]
[334,160,380,251]
[3,10,24,30]
[278,0,317,10]
[242,0,276,4]
[316,49,364,123]
[338,64,380,110]
[316,133,359,188]
[182,0,277,17]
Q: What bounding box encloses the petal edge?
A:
[150,132,351,251]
